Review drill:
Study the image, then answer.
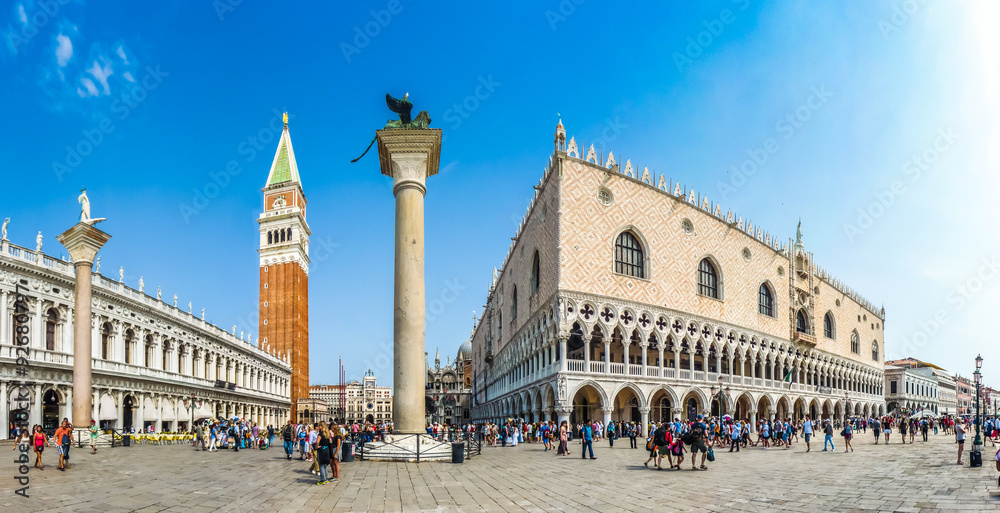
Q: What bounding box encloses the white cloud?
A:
[86,60,112,95]
[116,45,128,64]
[123,71,135,82]
[78,77,98,96]
[55,34,72,67]
[17,4,27,25]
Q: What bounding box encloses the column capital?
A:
[638,407,651,414]
[601,406,614,414]
[56,222,111,264]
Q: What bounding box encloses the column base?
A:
[364,434,453,462]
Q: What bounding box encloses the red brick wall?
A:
[260,262,309,421]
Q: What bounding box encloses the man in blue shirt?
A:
[728,419,741,452]
[581,420,595,459]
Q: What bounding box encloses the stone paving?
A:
[2,431,1000,512]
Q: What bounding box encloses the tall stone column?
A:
[376,128,442,435]
[0,381,9,437]
[57,222,110,427]
[639,407,650,437]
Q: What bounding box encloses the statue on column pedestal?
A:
[36,231,42,251]
[1,217,8,240]
[77,189,106,225]
[138,276,144,292]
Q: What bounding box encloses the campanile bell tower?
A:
[258,113,310,421]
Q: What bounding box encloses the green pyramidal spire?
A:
[265,113,301,187]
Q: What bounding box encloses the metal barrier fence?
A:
[346,432,482,462]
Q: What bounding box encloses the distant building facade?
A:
[884,358,954,415]
[310,371,392,425]
[0,236,291,437]
[884,364,939,414]
[425,341,473,426]
[955,375,973,415]
[469,121,887,434]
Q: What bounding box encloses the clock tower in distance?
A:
[258,113,310,421]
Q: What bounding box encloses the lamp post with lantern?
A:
[972,354,983,465]
[710,376,731,419]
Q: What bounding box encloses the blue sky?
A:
[3,1,999,388]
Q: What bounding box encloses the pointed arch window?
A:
[510,285,518,320]
[267,231,273,245]
[758,283,773,317]
[795,310,808,334]
[872,341,879,362]
[824,312,835,339]
[850,330,860,354]
[697,258,719,299]
[280,229,285,242]
[530,250,540,294]
[614,231,645,278]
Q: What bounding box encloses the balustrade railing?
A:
[680,370,691,380]
[609,363,625,375]
[589,361,605,374]
[628,364,643,376]
[664,368,676,378]
[567,360,585,372]
[693,371,705,381]
[646,367,660,378]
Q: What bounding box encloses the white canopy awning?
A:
[194,402,214,421]
[98,394,117,421]
[160,402,175,421]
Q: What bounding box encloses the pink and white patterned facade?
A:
[470,122,887,434]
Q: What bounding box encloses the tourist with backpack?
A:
[687,415,710,470]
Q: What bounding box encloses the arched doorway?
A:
[122,395,134,431]
[612,385,641,423]
[649,388,673,423]
[794,398,806,421]
[366,414,374,424]
[686,398,698,421]
[776,396,790,420]
[757,396,772,420]
[735,393,752,421]
[43,390,60,432]
[571,384,603,425]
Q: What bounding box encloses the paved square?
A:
[3,433,1000,512]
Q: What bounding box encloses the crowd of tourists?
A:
[469,412,1000,474]
[11,418,84,471]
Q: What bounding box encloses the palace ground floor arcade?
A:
[2,376,290,436]
[474,374,886,437]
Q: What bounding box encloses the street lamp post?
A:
[844,392,850,427]
[972,355,983,467]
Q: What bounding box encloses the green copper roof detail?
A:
[269,140,292,185]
